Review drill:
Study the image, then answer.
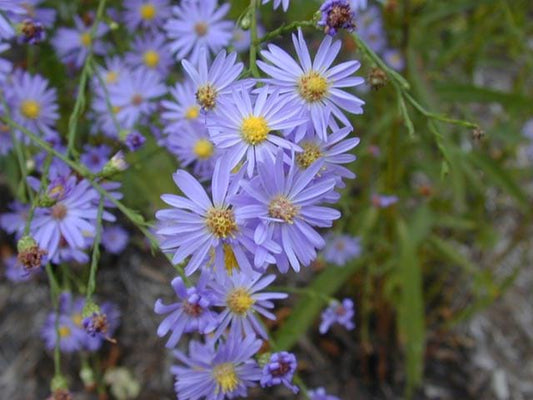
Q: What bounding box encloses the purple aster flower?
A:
[122,0,171,32]
[0,1,26,39]
[182,48,252,112]
[319,298,355,334]
[258,29,365,139]
[124,131,146,151]
[82,301,121,351]
[371,193,399,208]
[308,387,341,400]
[31,176,115,262]
[101,225,129,254]
[209,85,306,177]
[109,67,166,129]
[164,121,216,181]
[19,18,46,44]
[322,233,361,266]
[165,0,233,64]
[209,271,287,339]
[260,351,299,393]
[41,313,86,353]
[294,126,359,187]
[235,151,340,273]
[125,32,173,77]
[172,333,262,400]
[52,15,108,68]
[318,0,356,36]
[80,144,111,173]
[161,80,202,132]
[0,201,29,239]
[262,0,290,12]
[6,69,58,142]
[156,159,276,276]
[154,271,218,348]
[383,48,405,71]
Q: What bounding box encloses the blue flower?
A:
[308,386,341,400]
[258,29,365,139]
[155,271,218,348]
[322,233,361,266]
[209,85,306,177]
[161,79,202,132]
[101,225,129,254]
[319,298,355,334]
[125,31,173,78]
[122,0,171,32]
[260,351,299,393]
[165,0,233,64]
[80,144,112,173]
[172,333,262,400]
[318,0,356,36]
[209,271,287,339]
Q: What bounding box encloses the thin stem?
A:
[45,262,62,379]
[249,0,260,78]
[257,20,316,45]
[66,0,108,158]
[86,195,104,300]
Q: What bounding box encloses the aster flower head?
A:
[383,48,405,71]
[125,32,173,77]
[52,16,108,68]
[209,271,287,339]
[164,121,216,181]
[172,333,262,400]
[319,298,355,334]
[235,151,341,273]
[80,144,111,173]
[109,67,166,129]
[82,301,120,351]
[156,159,271,276]
[125,131,146,151]
[308,387,341,400]
[258,29,365,139]
[123,0,171,32]
[165,0,233,64]
[155,271,218,348]
[209,85,306,177]
[357,6,386,53]
[41,313,85,353]
[322,233,361,266]
[31,176,115,262]
[19,18,46,44]
[182,48,251,112]
[7,69,58,141]
[161,80,202,133]
[101,225,129,254]
[262,0,290,12]
[260,351,299,393]
[0,201,30,239]
[319,0,356,36]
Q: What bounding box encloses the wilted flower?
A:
[319,298,355,334]
[260,351,299,393]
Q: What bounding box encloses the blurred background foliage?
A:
[1,0,532,398]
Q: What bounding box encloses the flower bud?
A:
[17,236,47,271]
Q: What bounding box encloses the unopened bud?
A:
[101,151,128,177]
[368,67,387,90]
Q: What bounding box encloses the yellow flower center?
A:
[196,85,217,110]
[195,22,208,37]
[205,208,237,238]
[143,50,160,68]
[139,3,156,20]
[298,71,329,103]
[193,139,214,160]
[106,71,118,84]
[212,363,239,394]
[80,32,92,47]
[227,288,255,315]
[20,100,41,119]
[59,326,71,338]
[112,105,121,114]
[241,116,269,145]
[268,196,299,223]
[223,243,239,275]
[185,105,200,120]
[296,142,323,169]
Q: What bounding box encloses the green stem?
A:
[86,195,104,300]
[249,0,260,78]
[256,20,316,45]
[66,0,108,158]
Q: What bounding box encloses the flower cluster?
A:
[0,0,367,398]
